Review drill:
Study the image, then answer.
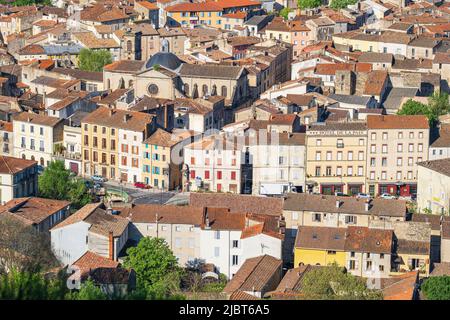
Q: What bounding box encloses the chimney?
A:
[365,202,370,212]
[109,109,114,117]
[204,208,211,229]
[164,105,168,129]
[123,114,129,122]
[336,200,340,208]
[108,231,114,261]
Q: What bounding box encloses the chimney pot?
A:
[336,200,340,208]
[108,231,114,261]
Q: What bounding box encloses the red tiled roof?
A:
[136,1,158,10]
[166,2,223,12]
[208,0,261,9]
[367,115,429,129]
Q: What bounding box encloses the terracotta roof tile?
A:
[0,197,70,225]
[0,156,36,174]
[190,193,283,216]
[367,115,429,129]
[13,112,63,127]
[223,255,282,294]
[81,107,154,132]
[284,194,407,218]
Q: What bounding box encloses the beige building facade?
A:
[305,122,368,195]
[366,115,429,197]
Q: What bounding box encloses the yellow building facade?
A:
[294,248,346,268]
[81,117,119,180]
[165,3,223,28]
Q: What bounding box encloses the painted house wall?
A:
[51,221,91,265]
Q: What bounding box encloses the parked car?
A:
[356,193,371,199]
[91,175,107,183]
[335,192,349,197]
[93,182,103,189]
[134,182,150,189]
[380,193,396,200]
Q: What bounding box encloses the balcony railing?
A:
[54,151,82,161]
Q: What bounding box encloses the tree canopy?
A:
[123,237,182,299]
[421,276,450,300]
[279,8,293,20]
[66,280,108,300]
[330,0,357,9]
[78,49,113,72]
[397,92,450,126]
[0,0,51,5]
[38,161,92,209]
[298,0,322,9]
[0,215,58,273]
[0,270,67,300]
[300,264,383,300]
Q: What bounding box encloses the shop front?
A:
[378,183,417,196]
[320,184,344,195]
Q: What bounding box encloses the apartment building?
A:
[0,156,38,204]
[0,120,13,156]
[429,124,450,160]
[57,111,86,175]
[164,0,261,29]
[120,204,204,267]
[392,221,431,276]
[173,96,225,133]
[417,158,450,215]
[1,197,70,233]
[366,115,429,197]
[12,112,64,167]
[165,2,224,28]
[248,132,306,195]
[51,203,129,265]
[305,122,368,195]
[183,135,247,193]
[294,225,393,278]
[81,107,155,182]
[282,193,407,263]
[142,128,196,190]
[199,208,283,279]
[118,204,284,279]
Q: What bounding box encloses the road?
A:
[103,181,180,205]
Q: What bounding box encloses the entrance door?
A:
[70,162,79,175]
[121,172,128,182]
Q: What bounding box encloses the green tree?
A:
[279,8,292,20]
[330,0,357,9]
[78,49,113,72]
[428,92,450,124]
[0,0,51,5]
[398,99,430,116]
[38,161,91,209]
[0,270,67,300]
[123,237,181,298]
[298,0,322,9]
[66,280,108,300]
[398,93,450,126]
[301,264,383,300]
[421,276,450,300]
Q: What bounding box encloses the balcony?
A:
[54,151,82,161]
